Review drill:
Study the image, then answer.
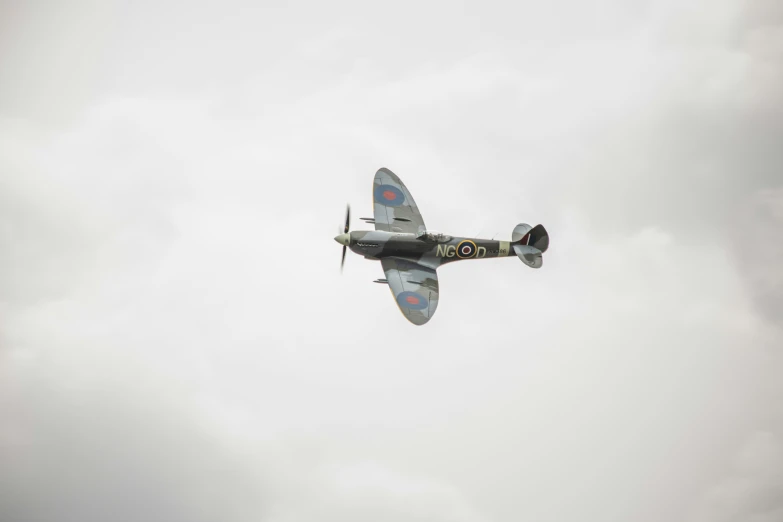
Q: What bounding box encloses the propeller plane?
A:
[335,168,549,325]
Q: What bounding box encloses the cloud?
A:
[732,187,783,329]
[0,345,486,522]
[1,1,782,521]
[688,431,783,522]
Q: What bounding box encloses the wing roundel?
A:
[381,257,439,325]
[372,168,426,234]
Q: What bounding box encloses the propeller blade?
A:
[339,204,350,273]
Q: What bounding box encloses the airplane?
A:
[334,167,549,325]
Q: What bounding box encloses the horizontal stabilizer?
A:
[514,244,543,269]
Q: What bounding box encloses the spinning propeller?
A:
[335,204,350,272]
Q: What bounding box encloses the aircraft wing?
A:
[373,168,426,234]
[381,257,439,325]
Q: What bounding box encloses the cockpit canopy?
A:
[416,230,453,243]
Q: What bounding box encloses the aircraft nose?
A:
[334,233,349,246]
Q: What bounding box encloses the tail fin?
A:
[512,223,532,242]
[512,223,549,269]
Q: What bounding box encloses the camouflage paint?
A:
[337,168,549,325]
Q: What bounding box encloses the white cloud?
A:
[689,431,783,522]
[1,1,782,521]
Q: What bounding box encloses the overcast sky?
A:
[1,1,782,521]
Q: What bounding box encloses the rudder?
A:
[516,223,548,252]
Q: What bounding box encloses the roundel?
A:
[374,184,405,207]
[456,240,477,258]
[396,291,429,311]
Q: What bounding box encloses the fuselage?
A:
[334,230,515,269]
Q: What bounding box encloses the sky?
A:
[1,1,782,521]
